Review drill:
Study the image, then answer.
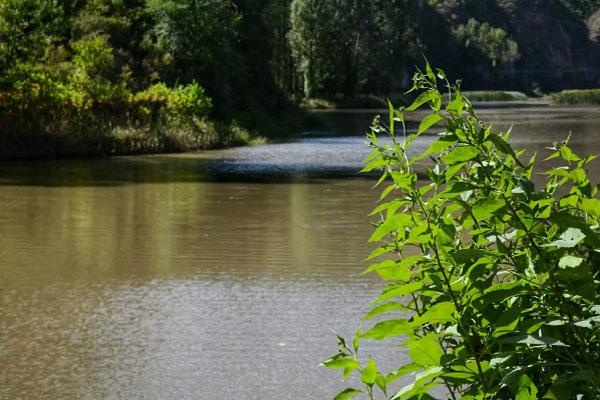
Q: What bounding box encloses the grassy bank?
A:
[550,89,600,105]
[0,113,259,160]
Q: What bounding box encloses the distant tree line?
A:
[1,0,600,109]
[287,0,600,98]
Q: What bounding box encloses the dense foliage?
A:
[289,0,600,98]
[324,66,600,399]
[0,0,300,158]
[1,0,600,158]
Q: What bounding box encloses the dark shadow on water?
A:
[0,156,372,187]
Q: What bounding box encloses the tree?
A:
[452,18,519,67]
[290,0,422,99]
[289,0,340,98]
[0,0,65,71]
[146,0,240,102]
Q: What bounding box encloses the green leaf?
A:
[490,353,513,367]
[363,255,424,281]
[373,281,424,303]
[353,324,361,353]
[363,260,412,281]
[388,99,395,136]
[360,156,387,173]
[342,367,353,381]
[333,388,362,400]
[442,145,478,164]
[558,255,583,268]
[446,93,464,115]
[322,358,361,370]
[364,302,404,320]
[473,281,531,308]
[375,373,387,397]
[410,135,458,162]
[573,316,600,328]
[559,145,581,162]
[364,245,394,262]
[516,375,538,400]
[392,381,440,400]
[406,334,444,366]
[369,214,413,243]
[488,133,525,167]
[361,357,378,385]
[417,113,443,135]
[548,212,600,247]
[362,319,413,340]
[581,198,600,217]
[425,61,437,85]
[438,181,477,198]
[413,302,457,325]
[386,364,420,384]
[391,366,443,400]
[406,90,441,111]
[451,248,498,264]
[445,162,467,180]
[497,333,567,347]
[543,228,586,248]
[472,198,506,220]
[492,307,520,337]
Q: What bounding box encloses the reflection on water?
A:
[0,175,405,399]
[1,106,600,399]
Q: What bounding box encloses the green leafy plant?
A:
[323,65,600,399]
[132,82,212,116]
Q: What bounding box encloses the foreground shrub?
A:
[324,65,600,399]
[551,89,600,106]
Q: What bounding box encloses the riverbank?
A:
[0,81,301,160]
[551,89,600,105]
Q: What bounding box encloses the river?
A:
[1,106,599,399]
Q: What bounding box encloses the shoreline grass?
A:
[550,89,600,105]
[302,91,529,110]
[0,118,261,161]
[457,90,528,102]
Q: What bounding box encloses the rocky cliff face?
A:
[424,0,600,91]
[589,9,600,41]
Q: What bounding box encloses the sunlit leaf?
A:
[333,388,362,400]
[362,319,413,340]
[543,228,586,248]
[361,357,378,385]
[417,113,443,135]
[442,145,478,164]
[558,255,583,268]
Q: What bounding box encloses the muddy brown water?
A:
[1,106,599,399]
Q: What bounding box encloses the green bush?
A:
[551,89,600,106]
[0,64,229,159]
[133,82,212,116]
[324,65,600,399]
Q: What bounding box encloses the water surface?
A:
[1,106,600,399]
